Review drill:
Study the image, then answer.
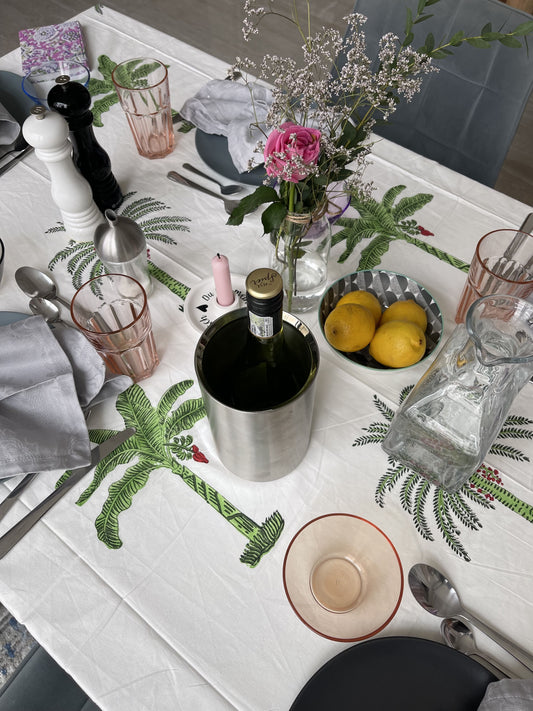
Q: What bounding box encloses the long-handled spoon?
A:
[167,171,241,215]
[15,266,71,309]
[182,163,244,195]
[29,296,64,324]
[441,618,513,679]
[409,563,533,672]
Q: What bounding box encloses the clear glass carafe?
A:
[382,295,533,492]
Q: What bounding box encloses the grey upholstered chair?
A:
[339,0,533,187]
[0,644,101,711]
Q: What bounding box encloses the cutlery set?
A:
[0,429,135,559]
[409,563,533,678]
[182,162,244,195]
[15,265,71,325]
[167,169,242,215]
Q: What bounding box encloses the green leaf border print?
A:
[58,382,284,568]
[353,386,533,562]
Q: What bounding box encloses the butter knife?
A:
[0,428,135,559]
[0,145,33,178]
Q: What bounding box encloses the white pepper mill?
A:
[22,105,104,242]
[93,209,153,295]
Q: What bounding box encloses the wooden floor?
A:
[1,0,531,206]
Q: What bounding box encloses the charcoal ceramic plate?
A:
[0,311,28,327]
[289,636,496,710]
[195,129,266,186]
[319,269,443,371]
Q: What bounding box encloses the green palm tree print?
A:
[332,185,471,271]
[353,386,533,561]
[60,382,284,568]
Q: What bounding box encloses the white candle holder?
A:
[184,274,247,333]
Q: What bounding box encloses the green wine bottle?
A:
[202,268,315,411]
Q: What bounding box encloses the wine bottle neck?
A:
[245,267,284,341]
[248,307,283,341]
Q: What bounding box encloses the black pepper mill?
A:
[47,75,123,213]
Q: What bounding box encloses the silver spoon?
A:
[441,618,513,679]
[409,563,533,672]
[29,296,64,324]
[182,163,244,195]
[167,170,241,215]
[15,266,71,309]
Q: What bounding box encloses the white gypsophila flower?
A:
[233,0,455,212]
[242,0,269,41]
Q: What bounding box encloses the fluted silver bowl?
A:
[319,269,443,371]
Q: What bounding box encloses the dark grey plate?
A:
[319,270,443,371]
[195,129,266,186]
[0,71,35,127]
[290,636,496,710]
[0,311,28,327]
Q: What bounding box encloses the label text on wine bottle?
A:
[249,313,274,338]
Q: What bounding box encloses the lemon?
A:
[337,290,382,325]
[369,320,426,368]
[380,299,428,331]
[324,304,376,352]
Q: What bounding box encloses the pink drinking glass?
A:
[71,274,159,382]
[112,57,175,159]
[455,228,533,323]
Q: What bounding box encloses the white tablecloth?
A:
[0,7,532,710]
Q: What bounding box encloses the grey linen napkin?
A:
[0,315,132,478]
[0,101,20,147]
[478,679,533,710]
[180,79,272,173]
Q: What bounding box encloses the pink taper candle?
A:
[211,253,234,306]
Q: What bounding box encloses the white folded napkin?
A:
[0,101,20,148]
[180,79,272,173]
[0,316,132,478]
[478,679,533,710]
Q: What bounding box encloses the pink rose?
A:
[263,122,321,182]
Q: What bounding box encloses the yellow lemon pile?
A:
[324,292,428,369]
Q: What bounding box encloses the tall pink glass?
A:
[112,57,175,159]
[455,228,533,323]
[71,274,159,382]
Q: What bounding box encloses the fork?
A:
[182,163,244,195]
[167,170,241,215]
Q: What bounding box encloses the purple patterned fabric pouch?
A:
[19,21,88,73]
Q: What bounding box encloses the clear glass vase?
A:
[270,210,332,313]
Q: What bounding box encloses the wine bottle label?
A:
[249,312,274,338]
